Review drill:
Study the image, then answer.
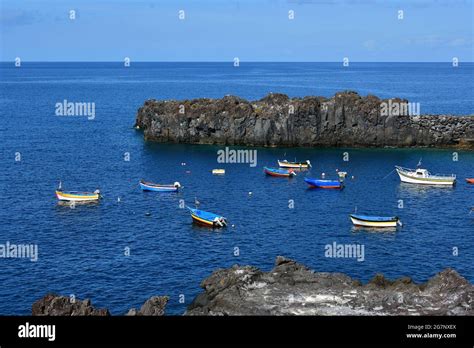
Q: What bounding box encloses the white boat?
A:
[350,214,401,228]
[395,166,456,186]
[139,180,181,192]
[278,160,311,169]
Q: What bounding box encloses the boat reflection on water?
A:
[190,223,227,234]
[351,225,398,234]
[56,200,100,208]
[397,182,455,196]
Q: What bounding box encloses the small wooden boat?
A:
[350,214,401,228]
[187,207,227,227]
[278,160,311,169]
[139,180,181,192]
[56,190,101,202]
[212,169,225,175]
[395,166,456,186]
[304,178,343,189]
[466,178,474,184]
[264,167,296,177]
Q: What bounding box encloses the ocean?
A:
[0,62,473,315]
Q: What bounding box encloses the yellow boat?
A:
[56,190,101,202]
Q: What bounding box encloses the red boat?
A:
[264,167,296,178]
[466,178,474,184]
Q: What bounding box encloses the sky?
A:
[0,0,473,62]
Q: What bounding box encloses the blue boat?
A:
[304,178,343,189]
[186,206,227,227]
[264,167,296,177]
[140,180,181,192]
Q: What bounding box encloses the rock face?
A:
[135,92,474,149]
[32,294,110,316]
[185,256,474,316]
[126,296,169,316]
[32,294,168,316]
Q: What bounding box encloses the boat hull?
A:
[264,167,295,177]
[466,178,474,184]
[191,214,216,227]
[349,214,399,228]
[395,167,455,186]
[304,178,343,189]
[278,160,311,169]
[139,181,179,192]
[187,207,227,228]
[56,191,99,202]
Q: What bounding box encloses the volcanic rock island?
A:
[134,91,474,149]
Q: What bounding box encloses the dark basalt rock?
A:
[126,296,169,316]
[185,257,474,316]
[32,294,169,316]
[134,92,474,149]
[32,294,110,316]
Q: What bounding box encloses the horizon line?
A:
[1,60,474,64]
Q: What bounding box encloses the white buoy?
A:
[117,197,121,202]
[248,192,252,195]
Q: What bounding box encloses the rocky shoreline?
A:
[134,92,474,149]
[186,257,473,315]
[32,294,168,316]
[32,257,473,316]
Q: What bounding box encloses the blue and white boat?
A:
[139,180,181,192]
[187,206,227,227]
[304,178,343,189]
[349,214,401,228]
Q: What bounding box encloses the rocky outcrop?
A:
[32,294,110,316]
[126,296,169,316]
[185,256,474,316]
[32,294,168,316]
[134,92,474,149]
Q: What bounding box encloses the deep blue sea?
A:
[0,62,473,315]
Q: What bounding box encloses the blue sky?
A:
[1,0,473,62]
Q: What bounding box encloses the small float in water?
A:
[264,167,296,178]
[337,171,348,179]
[304,178,343,189]
[466,178,474,184]
[395,166,456,186]
[349,214,401,228]
[212,169,225,175]
[139,180,181,192]
[187,206,227,227]
[278,160,311,169]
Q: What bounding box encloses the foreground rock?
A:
[126,296,169,316]
[135,92,474,149]
[185,256,474,315]
[32,294,168,316]
[32,294,110,316]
